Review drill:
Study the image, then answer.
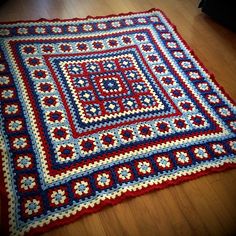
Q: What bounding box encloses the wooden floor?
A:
[0,0,236,235]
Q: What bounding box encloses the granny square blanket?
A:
[0,8,236,236]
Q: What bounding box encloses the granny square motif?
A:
[0,8,235,236]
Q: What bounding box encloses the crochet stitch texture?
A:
[0,8,235,236]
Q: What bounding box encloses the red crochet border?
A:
[0,8,157,24]
[0,8,235,236]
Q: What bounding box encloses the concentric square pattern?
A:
[47,47,174,135]
[0,9,235,236]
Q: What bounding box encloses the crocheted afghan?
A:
[0,9,235,236]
